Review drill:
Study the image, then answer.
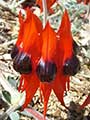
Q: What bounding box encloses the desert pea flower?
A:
[39,10,80,116]
[36,22,57,83]
[11,8,83,118]
[36,21,57,115]
[11,8,73,115]
[37,10,77,116]
[12,8,43,109]
[11,8,42,74]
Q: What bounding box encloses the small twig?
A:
[0,104,20,120]
[0,62,18,75]
[10,0,17,6]
[0,39,16,49]
[0,68,13,74]
[0,0,17,16]
[21,108,49,120]
[10,0,26,8]
[78,74,90,79]
[48,9,61,19]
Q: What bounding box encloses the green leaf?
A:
[2,90,11,103]
[9,112,20,120]
[7,76,17,87]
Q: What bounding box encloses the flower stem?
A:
[42,0,48,28]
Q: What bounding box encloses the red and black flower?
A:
[11,5,89,117]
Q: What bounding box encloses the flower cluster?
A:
[11,0,89,117]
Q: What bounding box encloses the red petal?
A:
[40,82,51,116]
[77,0,90,4]
[16,12,24,47]
[37,22,56,115]
[42,22,57,61]
[76,0,83,3]
[57,9,73,63]
[22,9,42,52]
[36,0,42,11]
[53,9,72,107]
[19,10,24,25]
[84,0,90,4]
[18,75,24,91]
[16,8,42,56]
[52,72,69,107]
[18,73,40,109]
[36,0,56,12]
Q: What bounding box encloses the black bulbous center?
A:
[13,51,32,74]
[36,59,57,82]
[11,45,19,59]
[63,55,80,76]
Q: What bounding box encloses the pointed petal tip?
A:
[19,10,24,25]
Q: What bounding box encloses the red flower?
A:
[11,8,42,74]
[12,8,71,114]
[17,8,42,54]
[36,10,74,116]
[36,0,56,12]
[36,21,57,115]
[77,0,90,4]
[11,8,84,117]
[12,8,43,108]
